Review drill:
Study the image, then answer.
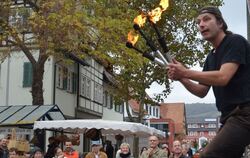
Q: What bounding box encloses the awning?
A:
[0,105,65,127]
[33,119,166,138]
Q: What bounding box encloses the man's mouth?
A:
[201,29,209,35]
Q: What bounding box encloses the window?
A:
[62,67,68,90]
[80,75,92,99]
[103,91,108,107]
[208,123,216,128]
[23,62,32,87]
[208,131,216,136]
[156,108,159,117]
[81,75,86,96]
[66,71,73,93]
[150,123,168,133]
[86,78,91,98]
[114,99,123,113]
[94,83,103,103]
[106,94,113,109]
[56,65,63,89]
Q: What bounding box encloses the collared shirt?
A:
[85,151,108,158]
[140,147,168,158]
[63,150,79,158]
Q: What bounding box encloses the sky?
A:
[146,0,248,104]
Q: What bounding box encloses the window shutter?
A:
[72,73,77,93]
[23,62,33,87]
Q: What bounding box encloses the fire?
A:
[133,14,147,28]
[127,30,139,46]
[159,0,169,11]
[148,7,163,23]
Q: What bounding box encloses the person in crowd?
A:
[53,147,65,158]
[169,140,188,158]
[104,140,114,158]
[140,135,168,158]
[167,5,250,158]
[161,144,170,157]
[0,138,9,158]
[9,148,18,158]
[140,147,147,156]
[115,143,131,158]
[181,143,191,158]
[24,151,32,158]
[85,140,107,158]
[63,140,79,158]
[32,148,44,158]
[45,137,59,158]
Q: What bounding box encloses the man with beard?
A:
[63,140,79,158]
[0,138,9,158]
[167,6,250,158]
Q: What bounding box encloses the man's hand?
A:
[167,59,187,80]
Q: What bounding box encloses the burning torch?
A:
[126,0,172,67]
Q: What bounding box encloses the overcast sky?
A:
[147,0,248,104]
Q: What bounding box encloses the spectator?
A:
[45,137,59,158]
[161,144,170,157]
[140,135,168,158]
[140,147,147,156]
[9,148,18,158]
[53,147,65,158]
[85,140,107,158]
[169,140,188,158]
[115,143,131,158]
[63,140,79,158]
[105,140,114,158]
[32,148,44,158]
[181,143,192,158]
[24,151,32,158]
[0,138,9,158]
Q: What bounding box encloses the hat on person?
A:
[161,144,168,149]
[91,140,102,146]
[198,6,228,32]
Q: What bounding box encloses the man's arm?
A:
[168,59,239,86]
[179,78,210,98]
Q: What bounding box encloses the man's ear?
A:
[217,19,224,29]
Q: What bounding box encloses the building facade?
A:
[185,118,219,149]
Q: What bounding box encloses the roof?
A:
[160,103,186,134]
[0,105,65,127]
[34,119,166,138]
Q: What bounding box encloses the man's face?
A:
[172,141,182,155]
[91,145,100,153]
[0,138,8,147]
[148,136,159,149]
[120,145,129,154]
[65,141,73,152]
[9,151,18,158]
[196,13,223,41]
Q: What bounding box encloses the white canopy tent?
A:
[33,119,165,138]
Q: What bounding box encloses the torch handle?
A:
[151,23,172,63]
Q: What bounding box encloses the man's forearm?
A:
[179,78,209,98]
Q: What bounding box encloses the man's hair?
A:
[198,6,232,35]
[9,147,18,153]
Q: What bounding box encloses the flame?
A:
[159,0,169,11]
[133,14,147,28]
[148,7,163,23]
[127,30,139,46]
